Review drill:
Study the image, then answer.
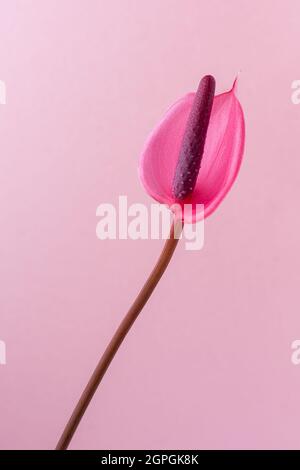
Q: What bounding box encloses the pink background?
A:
[0,0,300,450]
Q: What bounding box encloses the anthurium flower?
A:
[56,75,246,451]
[139,76,245,222]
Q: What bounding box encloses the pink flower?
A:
[139,76,245,223]
[56,76,246,451]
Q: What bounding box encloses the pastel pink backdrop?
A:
[0,0,299,450]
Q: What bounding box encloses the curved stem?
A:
[56,219,183,450]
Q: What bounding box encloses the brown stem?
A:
[56,219,183,450]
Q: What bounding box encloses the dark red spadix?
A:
[172,75,216,200]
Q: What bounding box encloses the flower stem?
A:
[56,219,183,450]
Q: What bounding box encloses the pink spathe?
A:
[139,80,245,222]
[0,0,300,451]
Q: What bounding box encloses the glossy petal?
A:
[139,81,245,223]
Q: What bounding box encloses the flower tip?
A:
[232,71,242,93]
[202,74,216,86]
